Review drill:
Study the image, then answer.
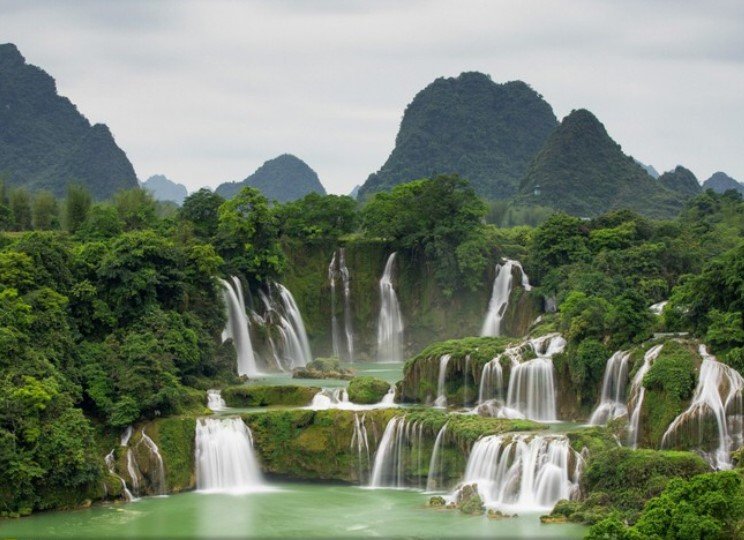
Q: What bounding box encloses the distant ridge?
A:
[216,154,325,202]
[358,72,557,200]
[657,166,701,198]
[142,175,188,205]
[703,171,744,195]
[0,43,138,199]
[517,109,686,218]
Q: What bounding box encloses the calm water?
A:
[247,361,405,388]
[0,483,585,539]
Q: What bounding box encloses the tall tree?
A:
[32,190,60,230]
[9,187,32,231]
[64,183,91,233]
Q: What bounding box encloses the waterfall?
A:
[207,389,226,412]
[589,351,631,425]
[329,249,355,362]
[380,386,396,406]
[478,357,504,404]
[661,345,744,469]
[350,413,371,483]
[126,448,140,495]
[456,434,581,511]
[463,355,472,406]
[426,424,448,492]
[220,277,260,377]
[195,417,265,494]
[626,344,665,448]
[104,450,134,502]
[139,430,166,496]
[369,416,423,488]
[276,283,313,368]
[120,425,133,447]
[481,259,531,337]
[309,388,350,410]
[504,334,565,421]
[434,354,453,408]
[376,253,404,363]
[649,301,668,316]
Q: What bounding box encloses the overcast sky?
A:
[2,0,743,193]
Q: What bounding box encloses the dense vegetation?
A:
[216,154,326,202]
[358,72,558,200]
[0,44,138,199]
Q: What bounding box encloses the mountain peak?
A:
[657,166,701,197]
[215,154,326,202]
[142,175,188,205]
[703,171,744,195]
[358,73,557,200]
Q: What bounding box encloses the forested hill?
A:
[142,174,188,205]
[517,109,687,218]
[216,154,326,202]
[357,72,557,200]
[704,171,744,195]
[0,43,138,199]
[658,166,702,197]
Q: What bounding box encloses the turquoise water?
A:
[0,483,585,538]
[246,361,405,388]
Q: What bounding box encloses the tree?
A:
[216,186,284,284]
[32,190,60,230]
[527,212,589,282]
[179,188,224,240]
[64,183,91,233]
[75,204,123,240]
[9,188,32,231]
[113,188,157,231]
[274,193,358,240]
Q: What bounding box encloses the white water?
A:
[276,283,312,368]
[434,354,452,408]
[661,345,744,469]
[649,301,668,316]
[207,389,226,411]
[376,253,404,363]
[195,417,266,494]
[425,424,448,492]
[626,344,664,448]
[120,425,133,447]
[369,416,424,488]
[478,357,504,404]
[220,277,260,377]
[104,450,134,502]
[589,351,631,425]
[329,249,355,362]
[350,413,371,483]
[456,434,581,512]
[139,430,167,496]
[504,334,565,421]
[126,448,140,495]
[481,260,531,337]
[309,386,397,411]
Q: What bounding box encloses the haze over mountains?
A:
[0,43,740,217]
[0,43,138,199]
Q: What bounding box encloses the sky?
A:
[2,0,743,194]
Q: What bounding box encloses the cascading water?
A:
[195,417,265,494]
[220,277,260,377]
[626,344,664,448]
[126,448,140,495]
[661,345,744,469]
[369,416,424,488]
[376,253,404,363]
[649,301,668,316]
[504,334,565,422]
[589,351,631,425]
[328,249,355,362]
[434,354,452,408]
[481,259,531,337]
[425,424,448,492]
[455,434,581,511]
[139,430,166,496]
[276,283,313,368]
[104,450,134,502]
[350,413,371,483]
[309,387,350,409]
[478,357,504,404]
[207,389,226,412]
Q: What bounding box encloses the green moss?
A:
[347,376,390,404]
[638,340,698,447]
[566,427,618,455]
[146,417,196,493]
[222,385,320,407]
[555,446,710,525]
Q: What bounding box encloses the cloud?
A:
[1,0,743,192]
